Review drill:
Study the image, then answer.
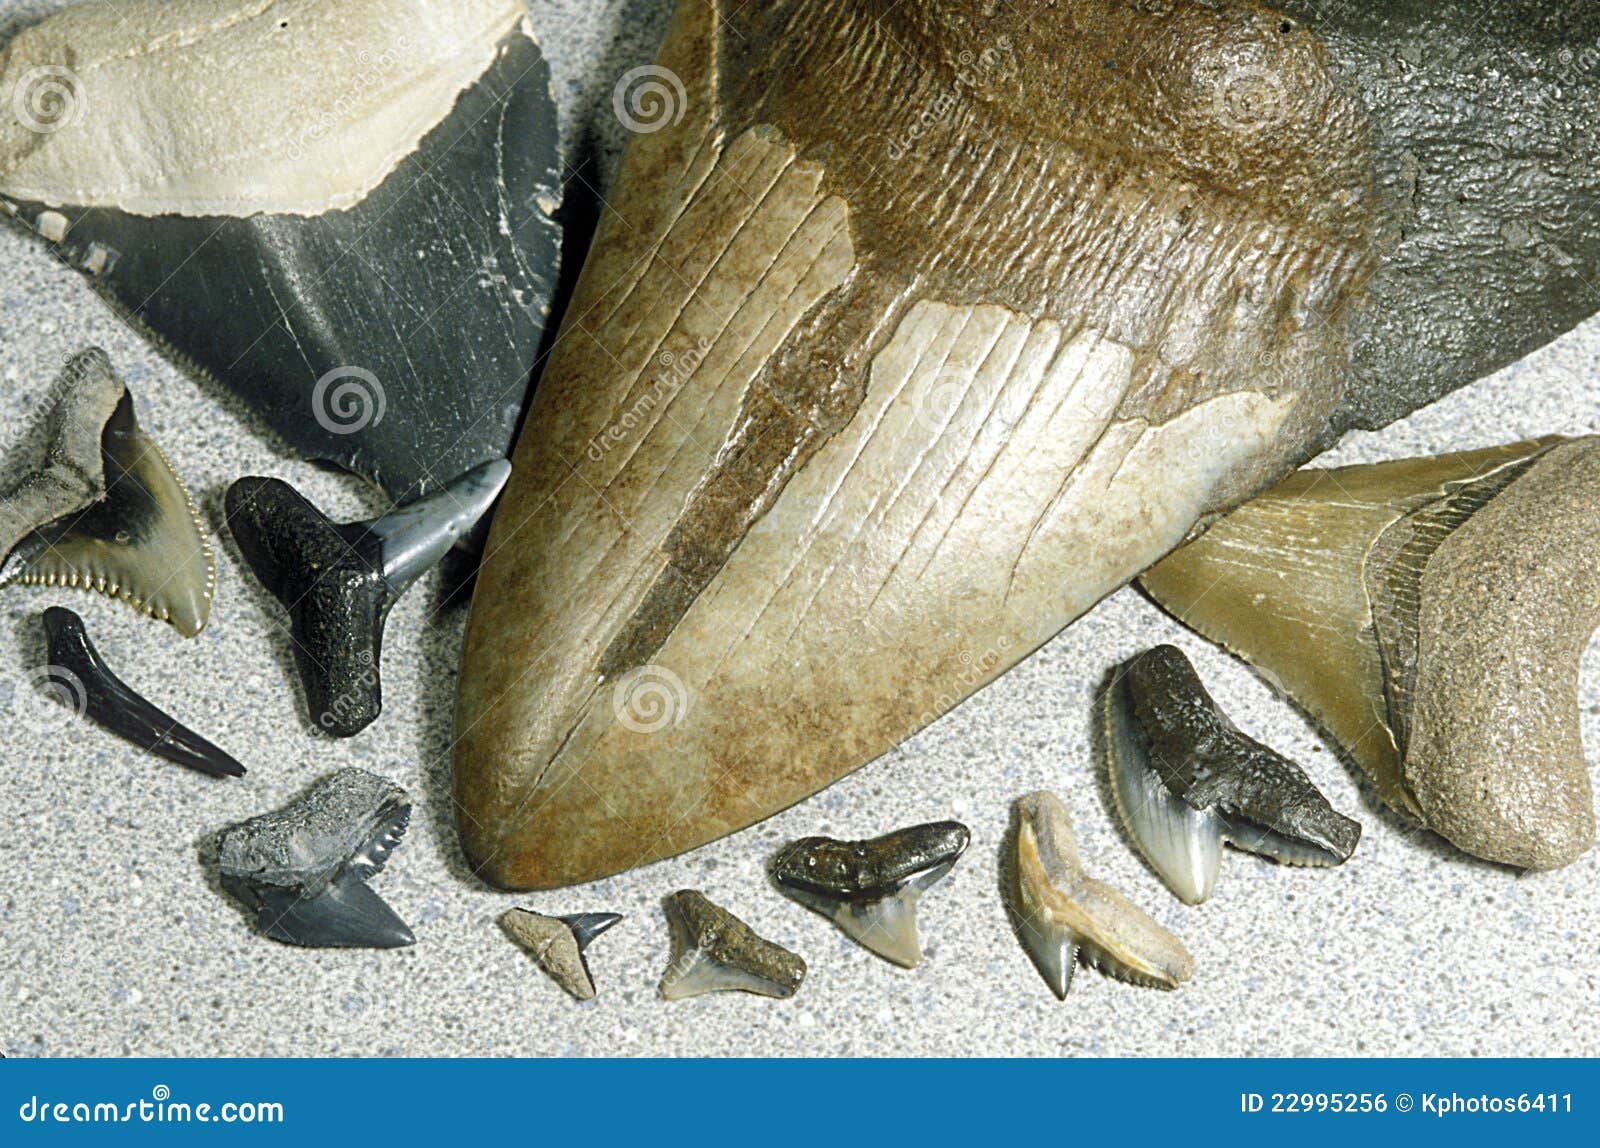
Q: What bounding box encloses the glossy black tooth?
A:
[560,912,624,952]
[41,606,244,779]
[253,875,415,951]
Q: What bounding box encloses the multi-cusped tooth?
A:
[217,769,415,949]
[770,822,969,968]
[225,460,510,737]
[1009,791,1193,998]
[0,349,213,636]
[41,607,244,779]
[658,891,806,1001]
[500,909,623,1001]
[1102,645,1360,904]
[1141,438,1600,870]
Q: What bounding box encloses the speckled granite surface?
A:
[1,0,1598,1058]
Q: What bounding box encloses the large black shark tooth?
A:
[40,607,244,779]
[217,768,414,949]
[1103,645,1361,905]
[226,460,510,737]
[0,0,561,504]
[1,349,215,637]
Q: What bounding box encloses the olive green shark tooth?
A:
[453,0,1385,891]
[500,910,623,1002]
[658,891,806,1002]
[770,822,969,968]
[1102,645,1361,905]
[1008,791,1193,998]
[1141,437,1598,870]
[0,349,214,636]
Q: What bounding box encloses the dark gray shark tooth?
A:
[500,910,623,1001]
[1009,792,1193,997]
[40,606,243,779]
[1103,645,1361,905]
[225,460,509,737]
[0,0,561,505]
[217,768,414,949]
[1,349,214,636]
[770,822,969,968]
[658,891,805,1001]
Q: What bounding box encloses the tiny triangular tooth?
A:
[501,909,623,1001]
[659,891,805,1001]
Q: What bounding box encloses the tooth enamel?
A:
[41,606,244,780]
[501,910,623,1001]
[1101,646,1360,903]
[770,822,969,968]
[217,769,415,950]
[1143,437,1600,870]
[658,891,805,1001]
[1009,792,1193,997]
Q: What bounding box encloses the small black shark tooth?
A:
[658,891,805,1001]
[1,349,214,636]
[40,606,243,779]
[225,460,510,737]
[500,910,623,1001]
[1102,645,1362,905]
[217,768,414,949]
[770,821,969,967]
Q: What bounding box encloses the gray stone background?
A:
[1,0,1597,1057]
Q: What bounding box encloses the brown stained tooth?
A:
[658,891,805,1001]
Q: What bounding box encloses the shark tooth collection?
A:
[0,349,214,637]
[217,769,415,950]
[1009,792,1193,998]
[1142,439,1600,871]
[500,910,624,1002]
[1103,646,1361,905]
[659,891,807,1002]
[226,462,510,737]
[771,822,969,968]
[0,0,561,504]
[40,606,244,779]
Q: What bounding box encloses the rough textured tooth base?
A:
[659,891,805,1002]
[41,606,243,779]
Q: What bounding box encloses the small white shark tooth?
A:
[1102,646,1362,905]
[0,349,214,636]
[658,891,805,1002]
[500,910,623,1001]
[1141,437,1600,870]
[1009,791,1193,998]
[217,769,414,949]
[770,822,969,968]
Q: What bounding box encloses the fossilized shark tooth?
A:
[500,909,622,1001]
[1102,645,1361,904]
[39,606,243,779]
[226,460,509,737]
[1141,438,1600,870]
[1,349,213,636]
[658,891,805,1001]
[0,0,560,504]
[217,768,414,949]
[1008,791,1193,997]
[770,822,968,967]
[453,0,1600,890]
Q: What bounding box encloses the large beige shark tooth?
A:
[1,349,214,636]
[453,0,1382,889]
[1009,792,1193,998]
[1141,437,1600,870]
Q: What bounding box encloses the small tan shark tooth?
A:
[1009,791,1193,998]
[1141,437,1598,870]
[1102,645,1361,905]
[770,821,969,968]
[658,891,806,1002]
[500,910,623,1002]
[1,350,214,636]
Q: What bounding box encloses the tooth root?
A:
[501,909,623,1001]
[1101,675,1223,905]
[659,891,805,1001]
